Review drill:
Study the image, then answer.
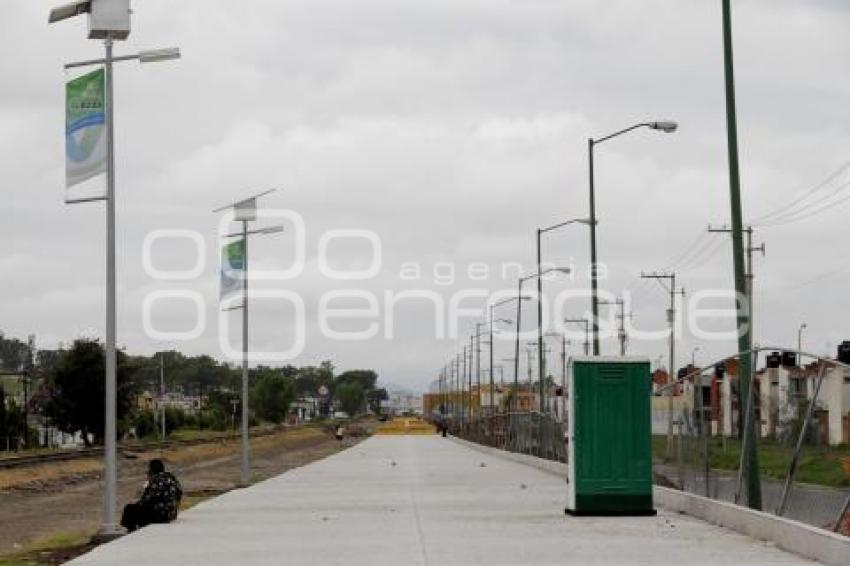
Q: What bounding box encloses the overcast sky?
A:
[2,1,849,392]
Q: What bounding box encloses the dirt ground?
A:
[0,424,368,563]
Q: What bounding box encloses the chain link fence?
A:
[431,347,850,538]
[444,411,567,463]
[653,349,850,536]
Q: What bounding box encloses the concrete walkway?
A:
[71,436,816,565]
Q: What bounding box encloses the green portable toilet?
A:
[565,357,655,516]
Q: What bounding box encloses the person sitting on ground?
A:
[121,459,183,532]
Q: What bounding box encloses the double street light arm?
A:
[64,47,181,69]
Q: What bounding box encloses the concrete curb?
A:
[449,436,850,566]
[655,486,849,566]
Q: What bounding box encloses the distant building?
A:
[651,347,850,445]
[290,396,319,423]
[383,392,422,416]
[154,391,205,414]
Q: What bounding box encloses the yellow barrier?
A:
[375,417,436,435]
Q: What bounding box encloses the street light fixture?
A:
[692,346,701,367]
[49,0,179,538]
[588,121,678,356]
[214,189,284,487]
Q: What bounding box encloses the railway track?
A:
[0,427,288,470]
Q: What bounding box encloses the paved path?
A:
[71,436,816,565]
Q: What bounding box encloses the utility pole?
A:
[566,318,590,355]
[536,229,545,411]
[721,0,762,510]
[452,356,458,421]
[475,323,485,418]
[641,272,685,460]
[708,225,764,346]
[469,336,475,421]
[599,298,628,356]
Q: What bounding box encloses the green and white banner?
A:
[220,239,245,301]
[65,68,106,191]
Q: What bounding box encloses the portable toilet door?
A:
[566,357,655,516]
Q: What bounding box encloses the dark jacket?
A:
[139,471,183,522]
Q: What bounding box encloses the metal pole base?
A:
[91,525,125,544]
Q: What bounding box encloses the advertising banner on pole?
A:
[220,239,245,301]
[66,68,107,193]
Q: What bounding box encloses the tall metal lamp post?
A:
[588,121,677,355]
[488,299,515,415]
[691,346,701,368]
[49,0,180,538]
[214,190,284,487]
[514,267,570,413]
[536,219,592,406]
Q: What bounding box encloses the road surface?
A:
[71,435,816,565]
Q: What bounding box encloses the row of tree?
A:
[0,334,386,448]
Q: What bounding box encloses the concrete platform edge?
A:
[655,486,849,566]
[447,436,849,566]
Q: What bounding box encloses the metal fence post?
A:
[833,494,850,534]
[776,362,827,516]
[734,353,758,505]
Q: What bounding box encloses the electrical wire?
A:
[758,182,850,227]
[750,161,850,226]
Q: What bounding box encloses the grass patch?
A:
[653,435,850,487]
[0,531,95,566]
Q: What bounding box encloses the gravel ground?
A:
[0,425,365,560]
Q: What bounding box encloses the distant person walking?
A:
[121,459,183,532]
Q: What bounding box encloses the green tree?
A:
[46,339,137,446]
[250,370,295,424]
[335,369,378,391]
[0,332,30,372]
[335,382,365,417]
[368,387,389,414]
[294,363,334,396]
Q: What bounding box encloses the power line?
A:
[750,160,850,225]
[758,183,850,227]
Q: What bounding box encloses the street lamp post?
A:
[797,323,807,366]
[514,268,572,410]
[514,269,566,412]
[546,332,569,419]
[488,300,514,415]
[160,353,166,440]
[474,322,487,418]
[692,346,701,368]
[588,121,677,355]
[215,190,284,487]
[536,219,592,410]
[50,2,180,536]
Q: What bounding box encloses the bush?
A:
[132,409,158,439]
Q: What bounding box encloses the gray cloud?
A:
[2,1,849,390]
